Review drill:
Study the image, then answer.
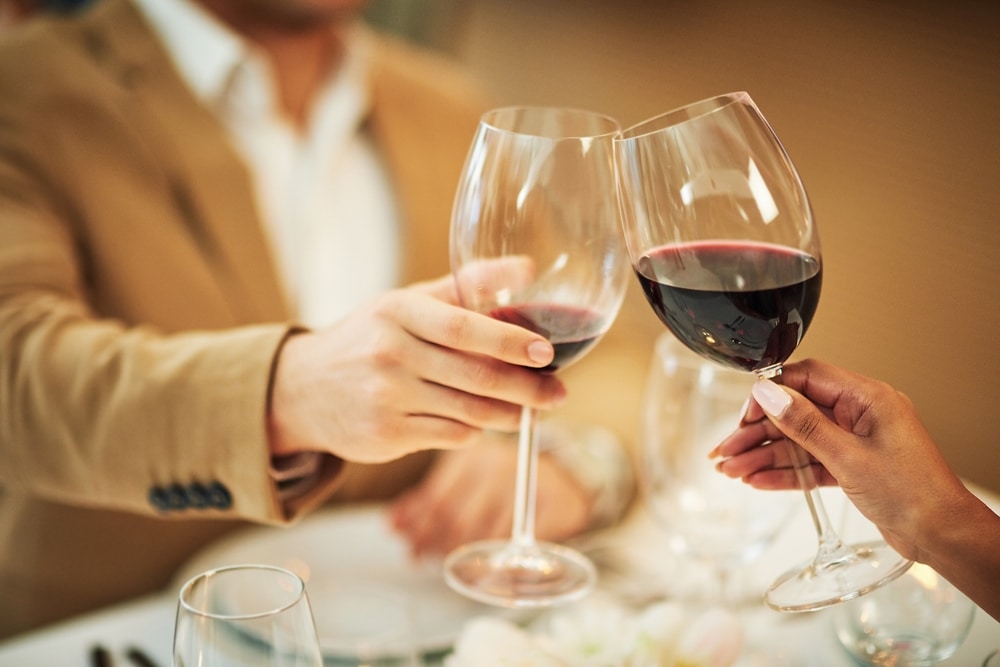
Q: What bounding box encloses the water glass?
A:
[833,562,976,666]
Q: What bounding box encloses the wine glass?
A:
[614,91,912,612]
[173,564,323,667]
[444,106,628,607]
[640,332,800,606]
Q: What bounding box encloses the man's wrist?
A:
[266,327,311,458]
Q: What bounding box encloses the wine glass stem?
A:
[761,365,849,563]
[784,440,848,561]
[510,405,539,549]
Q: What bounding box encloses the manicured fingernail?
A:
[707,444,720,459]
[738,397,751,422]
[528,340,553,365]
[751,379,792,417]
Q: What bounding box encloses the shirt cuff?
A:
[269,451,324,502]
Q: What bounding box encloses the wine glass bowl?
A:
[640,333,800,605]
[172,564,323,667]
[444,106,628,608]
[616,92,822,379]
[450,107,627,374]
[615,92,911,612]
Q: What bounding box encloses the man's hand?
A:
[267,275,566,464]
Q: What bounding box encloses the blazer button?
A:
[185,482,210,509]
[165,484,189,510]
[205,481,232,510]
[148,485,171,512]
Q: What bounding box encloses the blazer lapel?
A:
[79,0,288,324]
[365,36,489,287]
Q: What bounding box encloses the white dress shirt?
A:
[133,0,400,329]
[130,0,632,519]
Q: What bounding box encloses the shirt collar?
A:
[131,0,246,106]
[131,0,373,129]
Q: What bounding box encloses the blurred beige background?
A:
[369,0,1000,494]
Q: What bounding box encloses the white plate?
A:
[173,503,518,657]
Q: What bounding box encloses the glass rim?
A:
[479,105,621,140]
[178,563,307,621]
[616,91,753,143]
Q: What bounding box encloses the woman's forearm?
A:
[920,490,1000,622]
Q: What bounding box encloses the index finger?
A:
[384,290,555,368]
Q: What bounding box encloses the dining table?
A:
[1,484,997,667]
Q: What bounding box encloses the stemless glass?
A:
[173,564,323,667]
[615,91,912,612]
[640,332,799,606]
[833,563,975,665]
[444,106,628,607]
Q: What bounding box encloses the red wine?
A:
[635,241,822,373]
[489,304,605,372]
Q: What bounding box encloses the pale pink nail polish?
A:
[528,340,553,365]
[751,379,792,417]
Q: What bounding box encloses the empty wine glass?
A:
[444,106,629,607]
[640,332,799,606]
[173,564,323,667]
[615,91,912,612]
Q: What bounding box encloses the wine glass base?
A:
[443,539,597,608]
[765,540,913,613]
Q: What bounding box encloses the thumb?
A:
[751,379,839,461]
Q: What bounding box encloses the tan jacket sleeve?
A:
[0,9,342,525]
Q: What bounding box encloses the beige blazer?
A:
[0,0,493,636]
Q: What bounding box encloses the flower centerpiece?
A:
[444,597,744,667]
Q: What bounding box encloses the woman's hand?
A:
[709,359,1000,625]
[710,359,965,562]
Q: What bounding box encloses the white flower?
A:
[631,601,689,665]
[444,600,744,667]
[674,607,743,667]
[533,598,637,667]
[444,617,567,667]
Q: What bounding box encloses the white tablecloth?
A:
[1,487,998,666]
